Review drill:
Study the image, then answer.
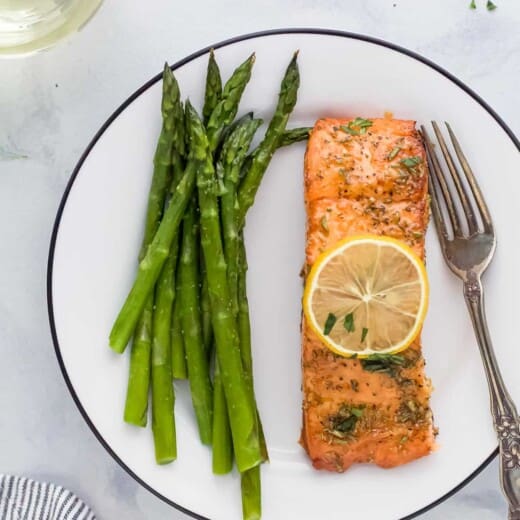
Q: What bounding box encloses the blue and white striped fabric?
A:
[0,476,96,520]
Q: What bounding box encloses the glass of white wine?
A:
[0,0,103,56]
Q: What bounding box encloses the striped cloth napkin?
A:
[0,476,96,520]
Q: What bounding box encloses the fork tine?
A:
[431,121,479,235]
[421,126,462,236]
[427,163,450,243]
[445,122,494,232]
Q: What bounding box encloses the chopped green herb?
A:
[400,435,409,444]
[400,156,422,169]
[343,312,355,333]
[469,0,476,8]
[361,327,368,342]
[327,404,365,439]
[486,0,497,9]
[341,117,373,136]
[324,313,337,335]
[387,146,401,161]
[350,379,359,392]
[350,407,364,418]
[360,353,406,376]
[412,231,423,239]
[320,215,329,234]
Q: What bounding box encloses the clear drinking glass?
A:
[0,0,103,56]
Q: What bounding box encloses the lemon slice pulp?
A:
[303,235,429,358]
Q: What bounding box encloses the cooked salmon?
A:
[301,117,436,472]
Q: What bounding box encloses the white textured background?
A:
[0,1,519,518]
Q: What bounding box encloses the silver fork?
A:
[423,122,520,519]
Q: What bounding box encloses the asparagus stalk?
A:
[186,100,261,472]
[206,53,255,152]
[109,159,197,354]
[178,199,213,445]
[238,237,268,461]
[171,278,188,379]
[151,237,178,463]
[278,126,311,147]
[209,115,263,476]
[219,116,263,316]
[238,52,300,225]
[123,64,181,425]
[199,256,213,354]
[238,236,267,519]
[202,49,223,125]
[241,465,261,520]
[124,301,153,426]
[150,121,186,460]
[211,359,233,474]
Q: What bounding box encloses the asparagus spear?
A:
[212,359,233,474]
[178,199,213,445]
[109,158,197,354]
[186,100,261,472]
[206,53,255,152]
[238,236,267,519]
[151,238,178,463]
[219,116,263,316]
[202,49,223,125]
[199,256,213,354]
[241,465,261,520]
[171,279,188,379]
[123,64,181,425]
[150,117,186,459]
[238,237,268,460]
[238,52,300,225]
[209,115,263,476]
[278,126,311,147]
[124,302,153,426]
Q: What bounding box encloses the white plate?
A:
[48,30,520,520]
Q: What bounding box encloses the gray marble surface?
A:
[1,0,519,518]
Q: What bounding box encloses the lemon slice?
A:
[303,235,429,358]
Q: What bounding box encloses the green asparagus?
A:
[278,126,311,147]
[178,199,213,445]
[202,49,223,125]
[238,52,300,225]
[220,116,263,316]
[206,53,255,152]
[212,360,233,474]
[123,63,182,425]
[241,464,261,520]
[151,239,178,463]
[171,277,188,379]
[199,255,213,354]
[186,100,261,472]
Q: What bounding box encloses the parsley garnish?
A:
[487,0,497,9]
[400,156,422,169]
[360,353,406,375]
[350,407,364,418]
[327,404,365,439]
[341,117,373,136]
[387,146,401,161]
[361,327,369,342]
[343,312,355,332]
[469,0,476,8]
[323,313,337,335]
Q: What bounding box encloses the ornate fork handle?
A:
[464,272,520,517]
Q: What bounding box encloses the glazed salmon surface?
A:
[301,117,436,472]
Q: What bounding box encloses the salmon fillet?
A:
[301,117,436,472]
